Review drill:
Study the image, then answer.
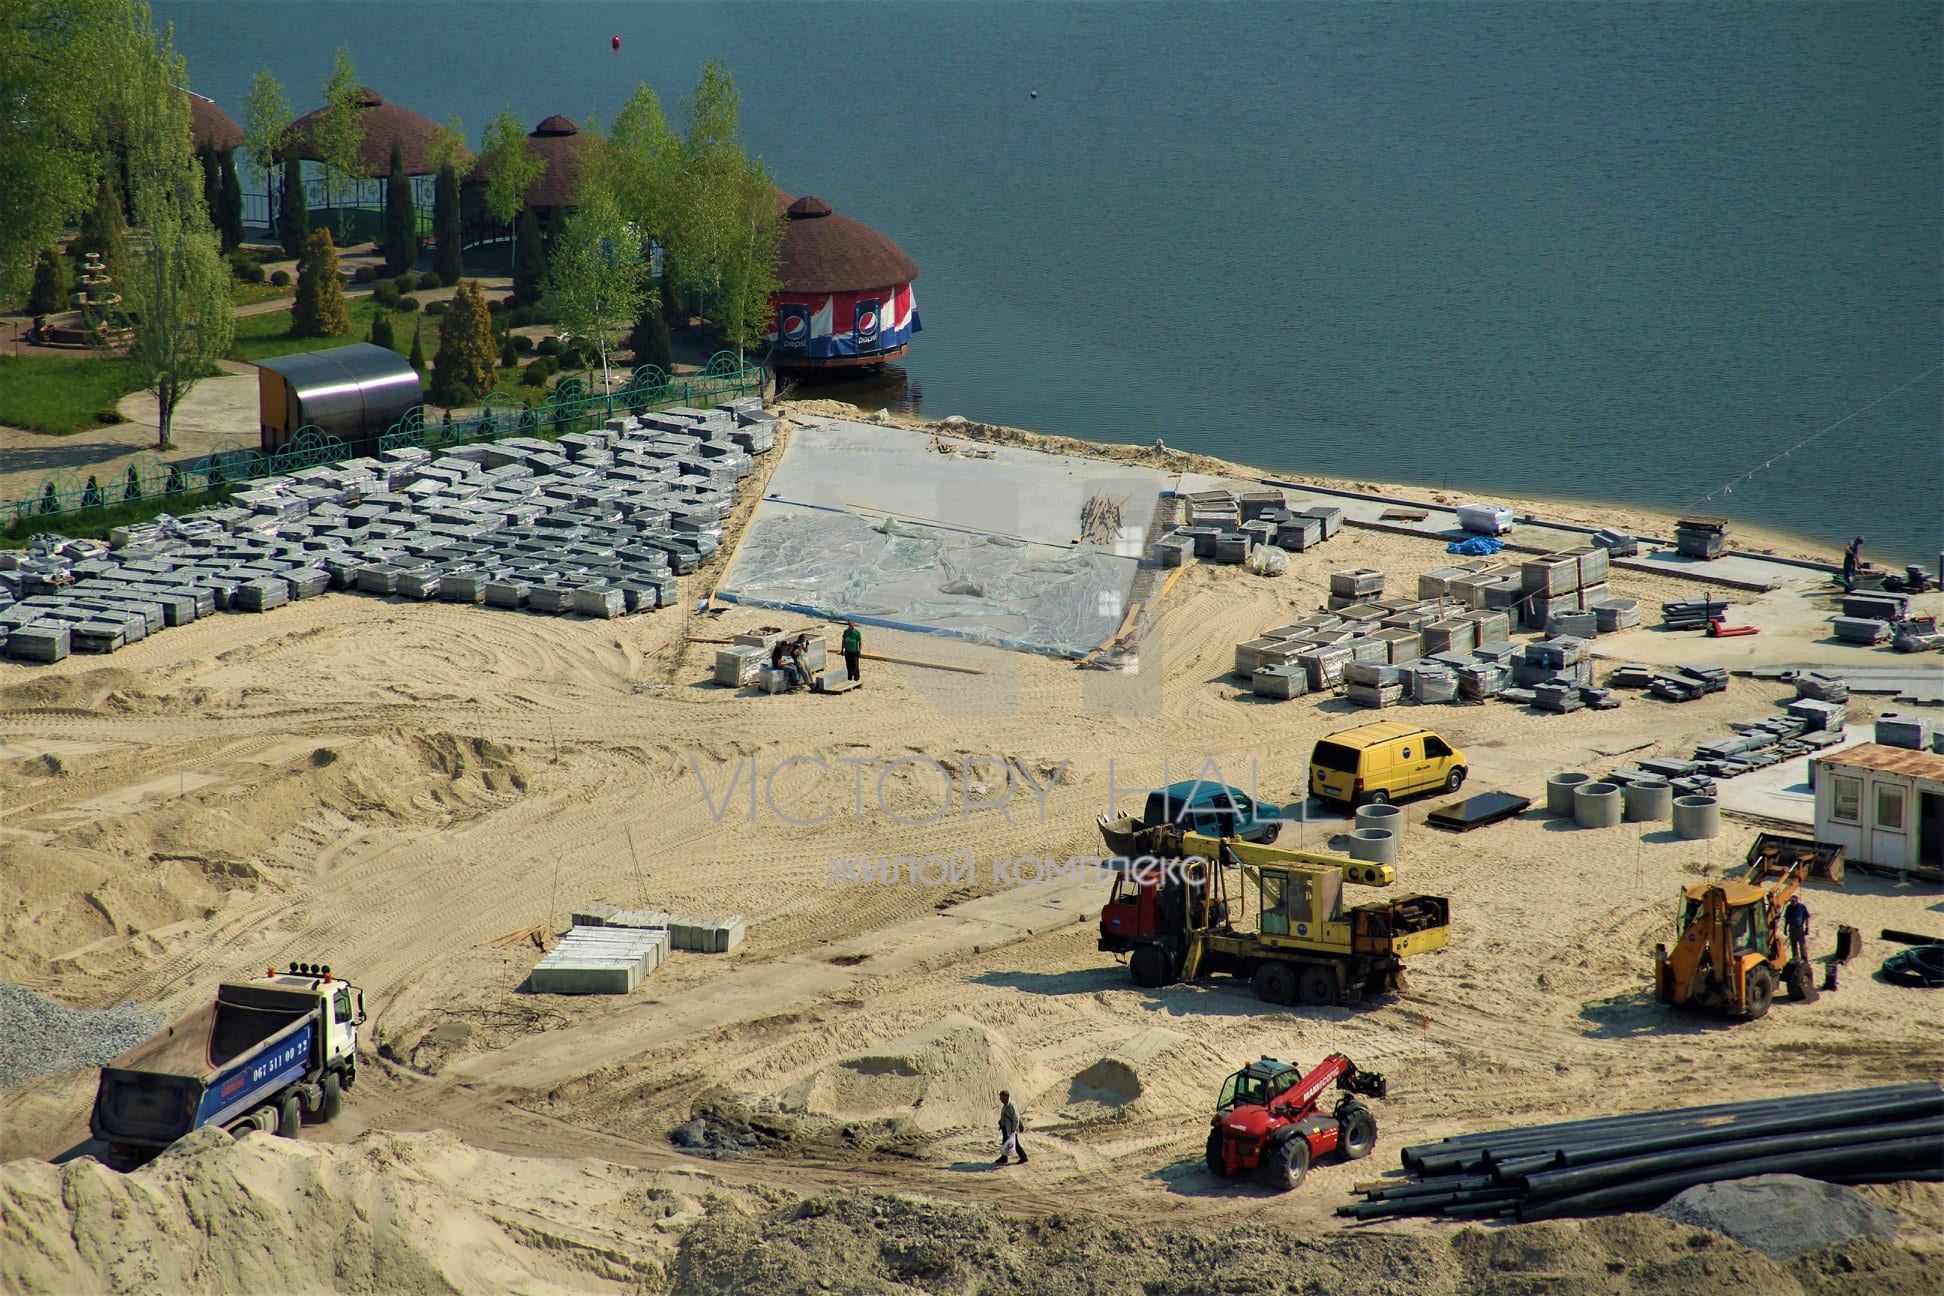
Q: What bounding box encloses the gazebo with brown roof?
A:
[768,195,922,369]
[279,87,444,228]
[458,114,593,241]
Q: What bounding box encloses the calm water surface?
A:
[158,1,1943,560]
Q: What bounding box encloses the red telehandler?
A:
[1206,1052,1389,1190]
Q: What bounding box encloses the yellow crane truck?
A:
[1097,818,1450,1006]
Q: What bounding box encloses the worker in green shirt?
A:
[841,621,862,684]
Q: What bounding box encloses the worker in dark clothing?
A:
[1785,895,1811,967]
[841,620,862,684]
[1842,537,1863,584]
[770,638,804,690]
[995,1090,1026,1165]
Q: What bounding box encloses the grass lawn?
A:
[0,354,148,435]
[230,298,409,362]
[232,281,295,307]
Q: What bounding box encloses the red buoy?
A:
[612,35,621,51]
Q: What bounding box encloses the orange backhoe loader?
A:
[1654,833,1845,1019]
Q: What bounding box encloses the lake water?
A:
[158,1,1942,562]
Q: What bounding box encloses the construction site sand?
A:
[2,403,1940,1292]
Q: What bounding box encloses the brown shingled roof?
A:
[283,87,445,175]
[777,196,919,294]
[460,115,592,210]
[182,89,244,153]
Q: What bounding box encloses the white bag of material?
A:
[1248,544,1290,577]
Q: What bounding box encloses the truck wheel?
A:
[277,1093,301,1138]
[319,1072,343,1122]
[1205,1127,1228,1177]
[1298,966,1338,1007]
[1445,767,1466,792]
[1784,960,1818,1003]
[1337,1103,1378,1161]
[1253,963,1295,1005]
[1130,945,1173,989]
[1359,790,1390,808]
[1743,964,1776,1020]
[1260,1135,1309,1191]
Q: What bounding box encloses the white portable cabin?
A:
[1811,743,1944,880]
[1456,503,1515,536]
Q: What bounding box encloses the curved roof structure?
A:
[182,89,244,153]
[463,115,591,210]
[283,87,445,175]
[777,196,919,294]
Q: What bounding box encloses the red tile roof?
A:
[283,87,445,175]
[778,196,919,294]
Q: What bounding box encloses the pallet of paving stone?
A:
[1347,682,1403,709]
[1344,661,1403,687]
[1531,683,1584,713]
[1674,516,1729,559]
[1275,517,1324,551]
[4,623,69,662]
[1546,610,1599,639]
[1410,664,1458,704]
[1593,529,1640,558]
[1331,568,1385,599]
[1252,664,1309,700]
[1592,598,1640,633]
[1832,616,1891,645]
[1298,645,1353,690]
[1457,662,1510,700]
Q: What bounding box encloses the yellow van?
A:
[1309,721,1466,808]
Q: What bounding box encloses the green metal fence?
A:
[8,354,765,524]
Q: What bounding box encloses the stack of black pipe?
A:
[1339,1082,1944,1223]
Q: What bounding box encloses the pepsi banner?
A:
[777,303,809,351]
[852,298,880,348]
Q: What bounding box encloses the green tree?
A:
[381,139,416,273]
[499,335,518,368]
[433,162,464,286]
[584,82,682,248]
[0,0,147,297]
[432,279,495,405]
[217,149,245,250]
[710,161,784,361]
[81,475,105,509]
[123,40,236,451]
[667,59,781,359]
[277,154,309,256]
[28,248,67,315]
[310,46,368,237]
[511,208,545,305]
[199,148,221,231]
[241,68,291,190]
[73,173,133,289]
[543,183,647,393]
[291,227,349,337]
[369,309,395,350]
[479,108,542,229]
[628,291,671,372]
[123,463,143,501]
[408,320,426,376]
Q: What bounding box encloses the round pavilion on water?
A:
[767,195,920,370]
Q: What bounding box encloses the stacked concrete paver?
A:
[0,400,776,662]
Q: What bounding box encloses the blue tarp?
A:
[1447,535,1504,556]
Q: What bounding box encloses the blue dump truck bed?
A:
[92,982,322,1149]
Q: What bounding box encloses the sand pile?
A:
[1655,1174,1905,1261]
[1058,1026,1217,1119]
[774,1014,1052,1132]
[0,1127,706,1296]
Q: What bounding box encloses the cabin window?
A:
[333,989,353,1023]
[1876,784,1906,830]
[1830,776,1860,823]
[1425,736,1451,758]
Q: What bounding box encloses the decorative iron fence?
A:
[7,354,764,525]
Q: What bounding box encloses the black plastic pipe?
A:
[1339,1193,1459,1220]
[1364,1174,1496,1201]
[1399,1082,1940,1165]
[1518,1137,1944,1221]
[1546,1095,1944,1170]
[1519,1116,1944,1199]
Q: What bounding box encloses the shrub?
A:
[536,336,560,356]
[291,228,351,338]
[394,274,415,295]
[512,334,534,354]
[423,299,447,316]
[486,298,503,315]
[29,248,67,315]
[519,356,553,386]
[228,251,265,283]
[270,269,291,287]
[369,311,395,349]
[500,337,519,368]
[416,271,439,291]
[352,264,376,284]
[371,280,401,307]
[94,407,125,425]
[393,294,419,312]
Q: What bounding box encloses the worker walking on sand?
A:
[1842,536,1864,584]
[995,1090,1027,1165]
[1785,894,1811,967]
[842,621,863,685]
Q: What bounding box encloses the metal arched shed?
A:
[254,344,422,455]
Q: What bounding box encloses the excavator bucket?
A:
[1745,832,1845,886]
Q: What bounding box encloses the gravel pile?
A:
[0,982,164,1089]
[1655,1174,1904,1260]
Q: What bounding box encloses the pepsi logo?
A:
[781,314,807,342]
[856,310,878,333]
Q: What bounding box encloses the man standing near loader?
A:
[996,1091,1026,1165]
[842,621,863,685]
[1785,893,1811,968]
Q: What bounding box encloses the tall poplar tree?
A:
[382,140,416,273]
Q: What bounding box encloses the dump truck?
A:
[1654,833,1844,1019]
[91,964,365,1169]
[1096,818,1450,1005]
[1206,1051,1389,1190]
